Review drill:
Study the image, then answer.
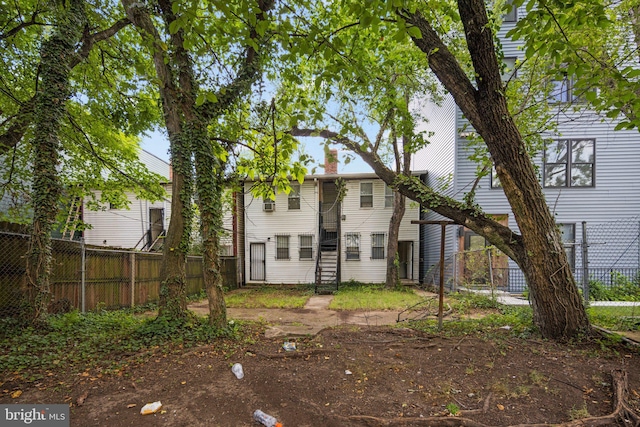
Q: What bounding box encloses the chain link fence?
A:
[0,231,239,317]
[422,216,640,297]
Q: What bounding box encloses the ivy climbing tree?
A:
[1,0,167,322]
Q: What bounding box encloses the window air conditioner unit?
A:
[263,201,275,212]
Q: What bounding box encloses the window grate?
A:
[345,232,360,260]
[275,235,290,260]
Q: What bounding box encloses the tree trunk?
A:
[194,144,228,328]
[25,0,87,323]
[400,0,590,339]
[385,191,405,288]
[123,0,193,321]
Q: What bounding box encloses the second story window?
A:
[384,185,394,208]
[275,235,290,260]
[288,183,300,210]
[360,182,373,208]
[503,0,517,22]
[544,139,595,188]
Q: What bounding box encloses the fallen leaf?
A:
[497,404,505,411]
[76,391,89,406]
[11,390,22,399]
[181,381,186,385]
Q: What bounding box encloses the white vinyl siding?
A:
[243,180,318,284]
[83,184,172,248]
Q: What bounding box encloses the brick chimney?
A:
[324,149,338,174]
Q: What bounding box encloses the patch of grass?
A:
[329,284,423,310]
[588,306,640,332]
[225,287,311,309]
[0,310,259,379]
[445,402,460,416]
[569,403,590,420]
[410,305,536,338]
[448,292,501,313]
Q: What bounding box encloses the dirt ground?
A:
[1,299,639,426]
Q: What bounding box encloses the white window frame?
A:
[288,183,300,210]
[299,234,314,260]
[371,233,385,260]
[345,232,360,260]
[360,182,373,208]
[275,234,290,260]
[384,185,394,208]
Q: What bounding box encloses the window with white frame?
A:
[299,234,313,260]
[275,235,290,260]
[288,183,300,210]
[371,233,385,259]
[544,139,595,188]
[345,233,360,260]
[558,223,576,270]
[384,185,394,208]
[360,182,373,208]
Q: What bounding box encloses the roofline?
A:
[242,170,427,183]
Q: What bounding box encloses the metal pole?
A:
[81,238,86,313]
[581,221,589,304]
[438,223,445,331]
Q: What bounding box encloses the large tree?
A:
[123,0,276,325]
[279,0,589,340]
[1,0,164,322]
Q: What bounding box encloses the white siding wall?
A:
[243,176,420,285]
[244,180,319,284]
[340,179,420,283]
[138,150,171,179]
[412,94,459,270]
[83,184,172,248]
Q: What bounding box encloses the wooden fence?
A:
[0,232,238,315]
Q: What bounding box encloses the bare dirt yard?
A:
[2,318,639,426]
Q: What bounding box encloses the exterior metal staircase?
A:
[315,201,341,294]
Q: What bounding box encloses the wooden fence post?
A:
[130,252,135,308]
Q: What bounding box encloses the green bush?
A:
[589,271,640,301]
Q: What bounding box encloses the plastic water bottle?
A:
[253,409,281,427]
[231,363,244,379]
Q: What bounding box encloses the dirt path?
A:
[188,295,417,337]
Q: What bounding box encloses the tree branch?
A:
[291,126,524,261]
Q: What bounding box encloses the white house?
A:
[413,4,640,292]
[82,150,173,249]
[242,163,421,290]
